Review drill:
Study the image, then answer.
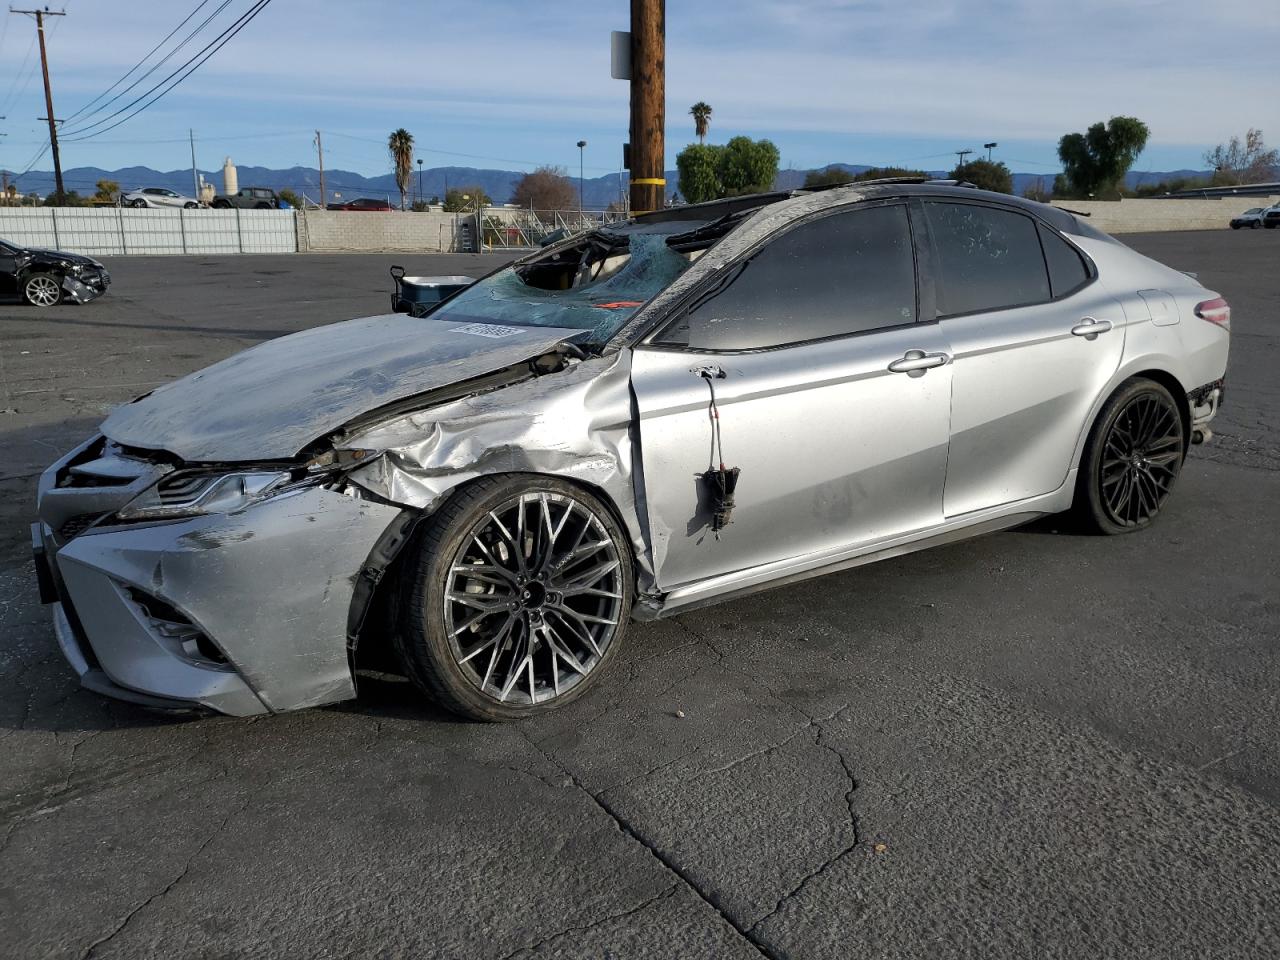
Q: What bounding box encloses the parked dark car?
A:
[327,197,395,211]
[0,238,110,307]
[211,187,281,210]
[1264,206,1280,229]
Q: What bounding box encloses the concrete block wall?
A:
[1051,197,1280,234]
[298,210,471,252]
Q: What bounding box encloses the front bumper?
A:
[34,441,403,715]
[62,268,110,304]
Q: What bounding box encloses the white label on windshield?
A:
[450,323,523,339]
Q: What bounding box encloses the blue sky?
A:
[1,0,1276,179]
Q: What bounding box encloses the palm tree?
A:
[690,102,712,145]
[388,128,415,210]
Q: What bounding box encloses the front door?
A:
[630,201,954,591]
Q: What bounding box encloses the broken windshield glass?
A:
[430,230,697,343]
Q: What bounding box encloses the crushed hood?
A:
[102,313,586,462]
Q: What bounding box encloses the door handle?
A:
[1071,317,1113,340]
[888,349,950,375]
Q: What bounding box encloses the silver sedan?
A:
[32,181,1230,720]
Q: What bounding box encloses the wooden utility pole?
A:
[12,8,67,202]
[314,130,326,207]
[628,0,665,215]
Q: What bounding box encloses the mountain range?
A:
[4,163,1213,208]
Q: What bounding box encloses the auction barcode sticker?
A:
[450,323,523,339]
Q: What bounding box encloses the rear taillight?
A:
[1195,297,1230,330]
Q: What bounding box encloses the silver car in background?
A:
[32,181,1230,721]
[121,187,201,209]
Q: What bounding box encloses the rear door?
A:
[631,201,954,590]
[922,200,1125,517]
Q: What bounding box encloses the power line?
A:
[62,0,272,142]
[62,0,220,126]
[61,0,241,138]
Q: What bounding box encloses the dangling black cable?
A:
[697,367,740,537]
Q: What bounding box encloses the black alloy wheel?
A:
[1077,378,1185,534]
[395,475,633,721]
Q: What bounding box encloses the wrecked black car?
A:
[0,238,111,307]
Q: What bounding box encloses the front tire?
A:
[1074,378,1185,534]
[395,475,634,721]
[23,272,62,307]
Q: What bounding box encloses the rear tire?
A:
[394,475,634,721]
[1073,378,1185,535]
[1252,220,1262,229]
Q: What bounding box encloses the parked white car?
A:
[1229,207,1267,229]
[122,187,200,209]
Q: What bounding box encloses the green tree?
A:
[1055,116,1150,199]
[93,179,120,203]
[277,188,304,209]
[950,159,1013,193]
[387,128,415,210]
[851,166,928,182]
[44,190,89,207]
[717,136,780,196]
[803,165,855,187]
[443,186,491,212]
[676,143,722,203]
[690,102,713,145]
[1204,128,1279,185]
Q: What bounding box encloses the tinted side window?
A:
[924,202,1050,316]
[657,204,916,351]
[1038,223,1090,298]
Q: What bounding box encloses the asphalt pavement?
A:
[1,233,1277,959]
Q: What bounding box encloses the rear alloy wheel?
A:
[1076,378,1185,534]
[1251,220,1262,229]
[396,476,633,721]
[23,272,61,307]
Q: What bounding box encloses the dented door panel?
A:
[631,326,954,591]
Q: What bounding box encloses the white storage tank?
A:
[222,157,238,196]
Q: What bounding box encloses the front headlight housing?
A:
[117,470,295,521]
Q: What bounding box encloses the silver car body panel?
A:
[34,185,1231,715]
[630,324,953,590]
[47,484,401,714]
[340,352,658,593]
[101,313,586,461]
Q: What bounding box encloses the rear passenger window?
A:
[1038,223,1090,298]
[924,202,1050,316]
[656,204,916,351]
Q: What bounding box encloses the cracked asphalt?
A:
[1,233,1278,959]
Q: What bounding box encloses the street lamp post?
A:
[984,142,998,162]
[416,158,423,206]
[576,139,587,213]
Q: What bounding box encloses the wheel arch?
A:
[1070,360,1191,475]
[345,469,642,679]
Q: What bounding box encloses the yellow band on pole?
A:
[631,178,666,185]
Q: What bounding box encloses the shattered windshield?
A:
[430,225,703,344]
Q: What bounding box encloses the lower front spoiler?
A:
[51,602,207,713]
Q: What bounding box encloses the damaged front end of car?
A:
[33,217,729,716]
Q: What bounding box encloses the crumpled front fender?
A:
[341,352,657,594]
